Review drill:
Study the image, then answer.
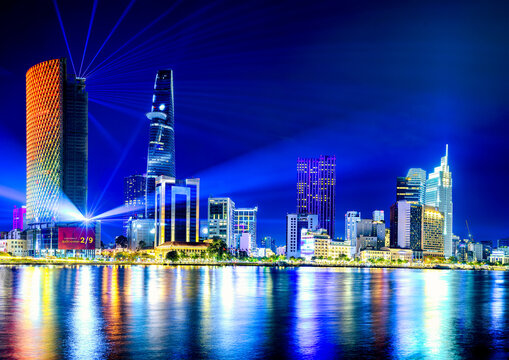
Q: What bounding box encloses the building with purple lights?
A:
[13,205,26,231]
[297,155,336,238]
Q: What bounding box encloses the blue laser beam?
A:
[82,0,136,76]
[84,0,184,78]
[52,0,77,75]
[79,0,98,77]
[87,1,218,79]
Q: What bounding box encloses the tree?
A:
[208,237,227,259]
[137,240,146,250]
[115,235,128,248]
[115,252,128,261]
[166,250,179,262]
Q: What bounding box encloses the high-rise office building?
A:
[345,211,361,243]
[407,168,426,203]
[26,58,88,226]
[396,168,426,205]
[425,145,453,257]
[372,210,384,222]
[390,200,422,249]
[357,214,386,250]
[154,176,199,246]
[234,207,258,253]
[124,174,146,233]
[146,70,175,219]
[297,155,336,238]
[208,197,236,248]
[13,206,26,231]
[421,206,444,255]
[286,213,319,259]
[261,236,276,253]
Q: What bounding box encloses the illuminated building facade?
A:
[261,236,276,253]
[372,210,384,222]
[124,174,146,233]
[127,218,155,249]
[421,206,444,254]
[390,200,422,249]
[425,145,453,257]
[309,229,331,259]
[297,155,336,238]
[345,211,361,243]
[155,176,199,246]
[234,207,258,253]
[286,213,319,258]
[26,58,88,227]
[13,205,26,230]
[146,70,176,219]
[208,197,236,248]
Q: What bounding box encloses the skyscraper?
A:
[234,207,258,253]
[286,213,319,259]
[154,176,199,246]
[297,155,336,238]
[208,197,236,248]
[146,70,175,219]
[13,206,26,231]
[396,168,426,205]
[26,58,88,226]
[345,211,361,243]
[407,168,426,203]
[124,174,146,233]
[390,200,422,249]
[421,206,444,255]
[425,145,453,258]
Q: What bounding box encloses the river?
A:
[0,265,507,359]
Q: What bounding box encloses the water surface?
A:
[0,265,507,359]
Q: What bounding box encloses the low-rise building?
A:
[154,241,209,259]
[313,230,331,258]
[0,238,28,257]
[276,246,286,256]
[388,248,413,262]
[489,248,509,264]
[328,241,355,259]
[360,248,391,261]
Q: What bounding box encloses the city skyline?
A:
[0,0,508,245]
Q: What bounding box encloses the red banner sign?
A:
[58,227,96,250]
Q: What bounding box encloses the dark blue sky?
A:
[0,0,508,245]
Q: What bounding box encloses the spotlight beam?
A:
[82,0,136,76]
[78,0,98,77]
[52,0,77,75]
[84,0,183,78]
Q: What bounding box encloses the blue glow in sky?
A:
[0,0,508,244]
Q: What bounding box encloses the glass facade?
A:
[155,176,199,246]
[297,155,336,238]
[124,174,146,233]
[234,207,258,252]
[208,197,236,248]
[422,206,445,254]
[146,70,175,219]
[425,145,453,257]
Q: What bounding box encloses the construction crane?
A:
[465,220,473,242]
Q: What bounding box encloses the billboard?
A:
[58,227,96,250]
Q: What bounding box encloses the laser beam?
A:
[84,0,183,78]
[52,0,77,75]
[79,0,98,77]
[82,0,136,76]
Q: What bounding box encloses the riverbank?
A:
[0,257,507,271]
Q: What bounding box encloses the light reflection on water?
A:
[0,266,507,359]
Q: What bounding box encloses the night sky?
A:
[0,0,508,245]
